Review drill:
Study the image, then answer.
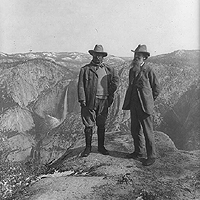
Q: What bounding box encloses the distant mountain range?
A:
[0,50,199,164]
[0,51,126,72]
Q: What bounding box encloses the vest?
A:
[96,66,108,98]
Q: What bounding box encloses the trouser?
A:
[81,98,108,148]
[130,105,156,158]
[81,98,108,130]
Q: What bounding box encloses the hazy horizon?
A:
[1,48,199,58]
[0,0,199,57]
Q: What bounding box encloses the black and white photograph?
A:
[0,0,199,199]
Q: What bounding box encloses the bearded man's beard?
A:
[130,59,140,69]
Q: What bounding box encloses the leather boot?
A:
[81,128,92,157]
[97,127,109,155]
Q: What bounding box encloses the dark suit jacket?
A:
[122,63,160,114]
[78,62,119,110]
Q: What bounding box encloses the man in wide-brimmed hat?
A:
[122,44,160,166]
[78,44,119,157]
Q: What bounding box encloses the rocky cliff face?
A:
[106,50,200,151]
[151,50,200,150]
[0,58,76,163]
[0,50,199,165]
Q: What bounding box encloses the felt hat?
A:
[88,44,107,57]
[131,44,150,57]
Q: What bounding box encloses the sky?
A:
[0,0,199,57]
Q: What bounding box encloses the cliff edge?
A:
[20,131,200,200]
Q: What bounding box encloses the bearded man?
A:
[122,44,160,166]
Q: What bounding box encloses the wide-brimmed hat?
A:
[131,44,150,57]
[88,44,107,57]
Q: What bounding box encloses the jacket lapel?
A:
[89,65,97,76]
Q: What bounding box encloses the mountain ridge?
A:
[0,49,199,164]
[0,49,199,199]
